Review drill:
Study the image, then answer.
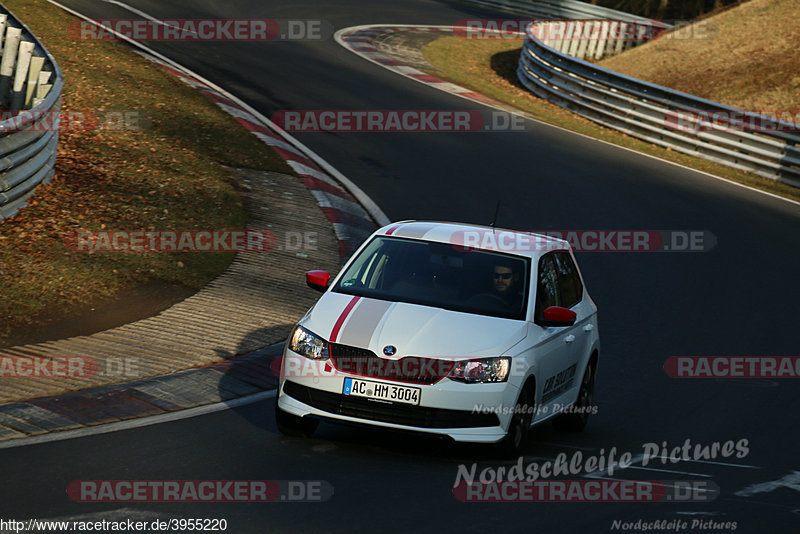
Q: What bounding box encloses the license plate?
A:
[343,377,421,406]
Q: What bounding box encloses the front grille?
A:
[329,343,453,385]
[283,381,500,429]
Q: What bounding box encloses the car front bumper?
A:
[277,349,522,443]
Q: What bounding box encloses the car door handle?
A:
[583,324,594,332]
[565,335,576,343]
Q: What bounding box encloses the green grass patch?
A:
[0,0,294,343]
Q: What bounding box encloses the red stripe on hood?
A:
[385,224,403,235]
[330,296,361,343]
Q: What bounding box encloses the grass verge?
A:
[599,0,800,112]
[0,0,294,344]
[421,37,800,203]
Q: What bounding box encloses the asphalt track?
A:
[1,0,798,532]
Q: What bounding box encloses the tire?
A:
[496,381,535,458]
[275,397,319,438]
[552,361,595,432]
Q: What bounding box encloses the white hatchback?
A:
[275,221,599,455]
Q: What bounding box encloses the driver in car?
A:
[492,262,523,312]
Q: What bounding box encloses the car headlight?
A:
[289,326,329,360]
[448,357,510,383]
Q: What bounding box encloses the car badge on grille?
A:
[383,345,397,356]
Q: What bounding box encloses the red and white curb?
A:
[48,0,390,260]
[336,23,800,208]
[335,24,521,111]
[153,61,379,258]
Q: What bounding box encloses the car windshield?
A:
[332,235,530,320]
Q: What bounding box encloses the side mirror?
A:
[306,270,330,292]
[538,306,577,327]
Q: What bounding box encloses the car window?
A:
[554,252,583,308]
[332,236,530,320]
[535,251,583,323]
[536,254,560,317]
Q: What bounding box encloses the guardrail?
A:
[0,8,63,221]
[459,0,654,22]
[458,1,798,187]
[459,0,672,60]
[525,18,670,61]
[517,20,800,187]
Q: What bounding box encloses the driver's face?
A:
[493,266,515,294]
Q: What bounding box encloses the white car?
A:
[275,221,599,455]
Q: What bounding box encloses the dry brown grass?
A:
[0,0,292,343]
[422,36,800,203]
[599,0,800,111]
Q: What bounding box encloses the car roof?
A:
[375,220,570,259]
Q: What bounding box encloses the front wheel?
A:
[275,398,319,438]
[552,361,595,432]
[496,381,535,458]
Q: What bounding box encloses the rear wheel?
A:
[275,397,319,438]
[553,361,595,432]
[496,381,535,458]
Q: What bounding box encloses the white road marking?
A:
[288,161,341,187]
[47,0,390,227]
[336,24,800,209]
[0,391,276,450]
[582,474,716,492]
[100,0,199,37]
[535,441,596,450]
[648,455,760,469]
[620,465,712,477]
[310,188,369,218]
[581,453,644,479]
[735,471,800,497]
[520,456,559,462]
[214,101,260,124]
[253,131,306,156]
